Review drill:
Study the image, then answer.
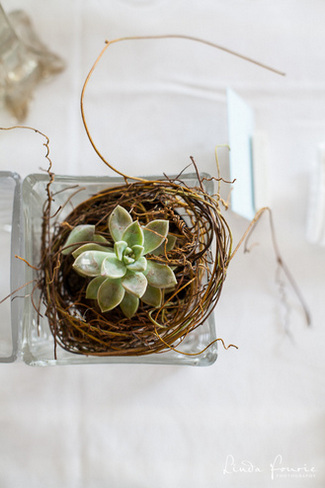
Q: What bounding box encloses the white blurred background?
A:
[0,1,324,487]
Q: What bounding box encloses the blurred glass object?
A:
[0,4,64,121]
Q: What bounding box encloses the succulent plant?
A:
[61,206,177,318]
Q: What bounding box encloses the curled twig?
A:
[231,207,311,327]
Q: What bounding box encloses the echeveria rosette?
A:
[61,206,177,318]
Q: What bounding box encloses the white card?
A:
[227,88,255,220]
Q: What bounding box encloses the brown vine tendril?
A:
[0,125,54,313]
[80,34,284,182]
[14,255,40,271]
[230,207,311,326]
[0,280,35,306]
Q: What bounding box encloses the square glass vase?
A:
[0,172,22,363]
[21,173,218,366]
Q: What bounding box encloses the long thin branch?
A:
[81,34,285,181]
[230,207,311,327]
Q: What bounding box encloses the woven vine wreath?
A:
[9,35,308,359]
[41,173,233,357]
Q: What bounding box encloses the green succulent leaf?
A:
[142,220,169,254]
[66,206,179,319]
[72,243,112,259]
[123,255,135,265]
[144,260,177,288]
[141,285,162,308]
[86,276,107,299]
[61,225,95,255]
[93,234,109,244]
[122,221,144,248]
[108,205,133,242]
[152,234,177,256]
[114,241,128,261]
[97,278,125,312]
[132,245,144,260]
[120,293,139,318]
[101,254,127,278]
[73,251,108,277]
[121,271,147,298]
[127,256,147,273]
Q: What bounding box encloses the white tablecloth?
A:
[0,1,324,487]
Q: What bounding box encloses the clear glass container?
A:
[0,3,64,120]
[0,171,22,363]
[1,172,218,366]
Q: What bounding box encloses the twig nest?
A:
[40,177,232,357]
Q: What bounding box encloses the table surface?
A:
[0,1,324,487]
